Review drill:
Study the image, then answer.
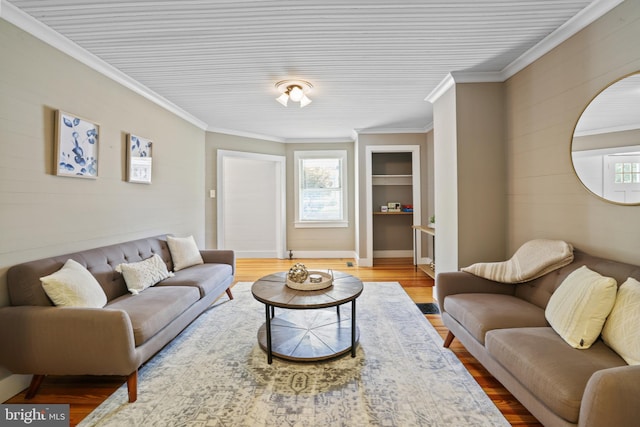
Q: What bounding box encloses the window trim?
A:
[294,150,348,228]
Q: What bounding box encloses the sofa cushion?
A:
[167,235,204,271]
[156,263,233,298]
[602,277,640,365]
[443,293,547,344]
[116,254,174,295]
[107,286,200,346]
[486,327,626,423]
[545,265,617,349]
[40,259,108,308]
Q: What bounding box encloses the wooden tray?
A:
[286,271,333,291]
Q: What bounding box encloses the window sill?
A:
[295,221,349,229]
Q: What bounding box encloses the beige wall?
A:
[432,82,507,272]
[204,135,356,254]
[505,1,640,263]
[204,132,285,248]
[0,20,206,390]
[285,142,356,254]
[573,128,640,152]
[456,83,506,267]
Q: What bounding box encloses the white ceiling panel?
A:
[5,0,611,141]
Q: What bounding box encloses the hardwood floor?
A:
[5,257,542,426]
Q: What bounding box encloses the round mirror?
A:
[571,72,640,205]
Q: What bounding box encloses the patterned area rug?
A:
[79,282,508,427]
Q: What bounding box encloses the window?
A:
[614,162,640,184]
[294,150,348,228]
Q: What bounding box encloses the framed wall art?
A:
[54,110,99,178]
[127,134,153,184]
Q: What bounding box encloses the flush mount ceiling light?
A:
[275,80,313,108]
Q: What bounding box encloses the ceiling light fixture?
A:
[275,80,313,108]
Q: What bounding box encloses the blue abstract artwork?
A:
[127,134,153,184]
[55,110,99,178]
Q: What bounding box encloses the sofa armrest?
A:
[579,365,640,427]
[0,306,141,376]
[200,249,235,274]
[435,271,516,313]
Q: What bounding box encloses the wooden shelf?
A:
[374,211,413,215]
[412,225,436,279]
[412,225,435,235]
[417,263,436,279]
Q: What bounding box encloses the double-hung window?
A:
[294,150,348,228]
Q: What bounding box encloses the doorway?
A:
[217,150,286,258]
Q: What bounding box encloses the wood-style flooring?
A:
[5,257,542,426]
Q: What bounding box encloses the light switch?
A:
[209,190,216,198]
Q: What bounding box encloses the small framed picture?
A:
[54,110,99,178]
[127,134,153,184]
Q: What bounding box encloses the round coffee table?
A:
[251,270,363,364]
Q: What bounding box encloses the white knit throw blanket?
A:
[461,239,574,284]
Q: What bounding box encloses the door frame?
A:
[217,150,287,258]
[363,145,421,267]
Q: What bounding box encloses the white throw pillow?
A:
[545,265,617,349]
[167,235,204,271]
[116,253,174,295]
[40,259,107,308]
[602,277,640,365]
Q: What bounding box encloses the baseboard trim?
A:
[0,373,30,403]
[373,250,413,258]
[287,250,357,259]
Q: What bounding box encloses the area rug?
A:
[79,282,509,427]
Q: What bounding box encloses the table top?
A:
[251,270,363,309]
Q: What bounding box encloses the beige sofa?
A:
[0,235,235,403]
[436,249,640,427]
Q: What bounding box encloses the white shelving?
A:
[371,174,412,186]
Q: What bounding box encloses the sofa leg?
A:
[25,374,45,399]
[225,288,234,300]
[443,331,455,348]
[127,370,138,403]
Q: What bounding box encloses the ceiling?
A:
[2,0,621,142]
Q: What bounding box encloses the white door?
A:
[604,154,640,203]
[217,151,286,258]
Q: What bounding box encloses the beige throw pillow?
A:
[545,265,617,349]
[40,259,107,307]
[602,277,640,365]
[116,253,174,295]
[167,235,204,271]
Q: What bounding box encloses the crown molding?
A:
[425,0,624,104]
[425,73,455,104]
[207,127,286,143]
[355,127,429,135]
[283,137,355,144]
[0,0,208,130]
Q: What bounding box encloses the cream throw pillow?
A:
[545,265,617,349]
[602,277,640,365]
[116,253,174,295]
[40,259,107,307]
[167,235,204,271]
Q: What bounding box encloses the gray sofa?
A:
[436,249,640,427]
[0,235,235,403]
